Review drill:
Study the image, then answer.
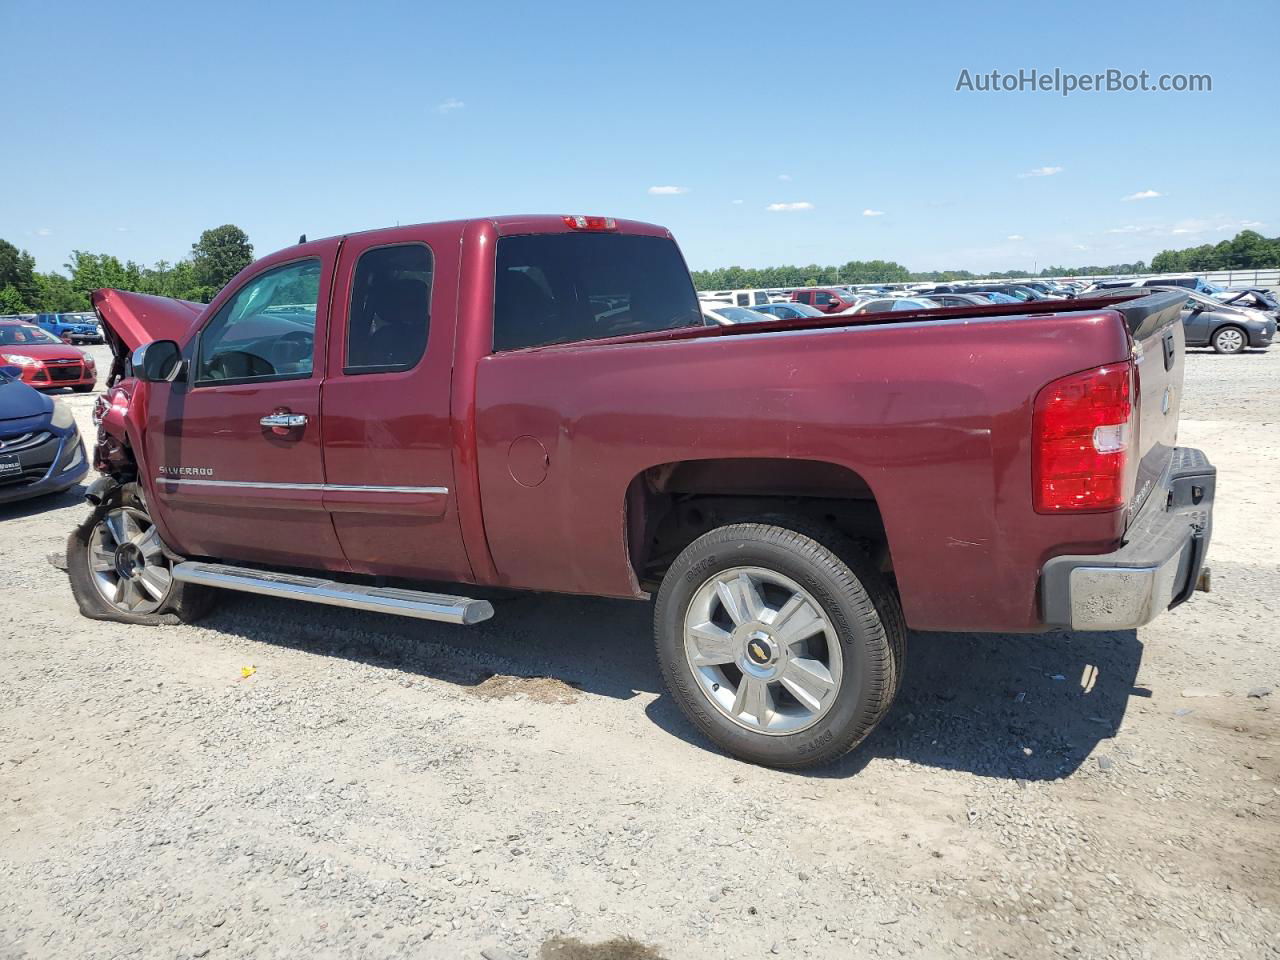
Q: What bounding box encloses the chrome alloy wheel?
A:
[683,566,843,735]
[1215,327,1245,352]
[87,506,173,614]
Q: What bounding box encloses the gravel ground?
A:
[1,343,1277,960]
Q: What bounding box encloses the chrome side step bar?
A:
[171,562,494,625]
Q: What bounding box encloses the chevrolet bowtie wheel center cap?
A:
[744,630,778,667]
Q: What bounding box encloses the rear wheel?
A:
[654,520,904,769]
[1212,325,1246,354]
[66,483,216,625]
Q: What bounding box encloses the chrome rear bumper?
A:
[1040,447,1214,631]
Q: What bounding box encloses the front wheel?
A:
[72,384,95,393]
[66,482,216,625]
[1212,325,1246,354]
[654,520,904,769]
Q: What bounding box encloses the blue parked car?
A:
[35,312,103,345]
[0,363,89,504]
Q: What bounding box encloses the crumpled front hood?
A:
[91,288,206,352]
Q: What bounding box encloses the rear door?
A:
[320,226,472,582]
[145,240,348,569]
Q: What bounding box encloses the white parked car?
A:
[700,304,777,326]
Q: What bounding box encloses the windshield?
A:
[1185,291,1222,308]
[0,324,62,346]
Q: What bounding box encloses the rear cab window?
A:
[493,233,701,351]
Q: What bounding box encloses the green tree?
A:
[191,225,253,299]
[0,239,40,308]
[0,283,28,313]
[35,272,89,312]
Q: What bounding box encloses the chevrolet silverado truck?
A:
[69,214,1215,768]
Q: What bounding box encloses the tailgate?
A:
[1107,290,1188,521]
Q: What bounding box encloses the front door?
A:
[319,227,472,582]
[144,242,348,570]
[1181,302,1212,346]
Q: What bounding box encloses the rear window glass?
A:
[493,234,701,351]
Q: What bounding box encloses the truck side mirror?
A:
[132,340,185,383]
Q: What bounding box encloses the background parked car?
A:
[848,297,940,314]
[0,364,89,504]
[1165,288,1275,353]
[792,287,861,313]
[0,320,98,391]
[1214,287,1280,316]
[1092,286,1275,354]
[700,305,776,326]
[748,302,827,320]
[34,312,103,344]
[923,293,1003,308]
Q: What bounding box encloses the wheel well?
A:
[626,458,892,592]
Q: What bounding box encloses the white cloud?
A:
[1019,165,1063,178]
[1122,189,1162,201]
[1171,228,1194,235]
[116,226,129,233]
[862,209,885,217]
[436,97,465,114]
[35,227,52,236]
[731,199,743,204]
[1073,244,1089,251]
[1241,220,1264,228]
[647,185,688,195]
[777,174,792,181]
[1106,225,1152,234]
[766,201,814,212]
[1007,234,1024,241]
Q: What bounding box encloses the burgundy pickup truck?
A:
[70,214,1215,768]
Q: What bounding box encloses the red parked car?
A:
[0,321,98,392]
[70,215,1214,769]
[791,287,861,313]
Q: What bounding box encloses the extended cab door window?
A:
[344,244,433,374]
[195,259,322,385]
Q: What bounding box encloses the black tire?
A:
[66,482,216,626]
[72,384,94,393]
[654,519,905,769]
[1211,325,1247,355]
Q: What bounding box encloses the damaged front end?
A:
[90,288,205,388]
[87,288,206,489]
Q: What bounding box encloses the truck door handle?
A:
[260,412,308,429]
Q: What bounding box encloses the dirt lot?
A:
[2,344,1277,960]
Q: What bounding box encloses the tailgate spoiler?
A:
[1085,288,1189,340]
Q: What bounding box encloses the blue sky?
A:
[3,0,1275,274]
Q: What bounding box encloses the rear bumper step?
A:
[172,562,494,625]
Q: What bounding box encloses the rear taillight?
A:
[1033,361,1133,512]
[562,215,617,231]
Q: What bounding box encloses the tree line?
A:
[0,225,254,315]
[691,229,1279,289]
[1149,229,1280,274]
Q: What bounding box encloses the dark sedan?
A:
[0,363,90,504]
[1093,286,1275,354]
[748,302,828,320]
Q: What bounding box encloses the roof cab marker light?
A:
[562,215,617,231]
